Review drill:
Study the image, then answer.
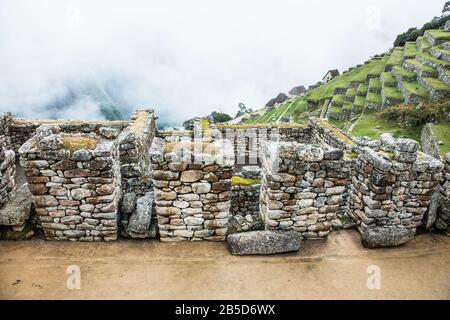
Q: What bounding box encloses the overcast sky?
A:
[0,0,445,123]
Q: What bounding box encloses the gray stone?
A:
[192,182,211,194]
[71,149,92,161]
[227,230,302,255]
[362,226,415,248]
[126,192,156,238]
[362,147,392,171]
[121,192,136,214]
[395,138,418,153]
[0,184,33,226]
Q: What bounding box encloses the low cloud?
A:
[0,0,443,124]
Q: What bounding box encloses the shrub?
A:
[379,100,450,127]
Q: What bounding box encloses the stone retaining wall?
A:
[150,138,234,241]
[348,135,444,237]
[19,125,122,241]
[211,125,312,161]
[260,141,348,239]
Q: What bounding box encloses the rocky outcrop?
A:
[227,230,301,255]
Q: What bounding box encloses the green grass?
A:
[432,120,450,155]
[351,112,421,141]
[402,81,429,97]
[346,88,357,97]
[357,83,368,95]
[307,58,384,102]
[342,103,353,111]
[381,72,396,83]
[417,36,432,51]
[426,30,450,41]
[393,65,416,79]
[405,59,436,73]
[422,78,450,91]
[354,95,366,107]
[366,92,382,104]
[386,49,403,66]
[332,95,345,104]
[419,51,450,68]
[369,78,381,89]
[404,42,419,58]
[383,87,404,100]
[329,106,341,113]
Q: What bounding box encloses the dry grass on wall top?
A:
[61,136,98,152]
[200,118,212,136]
[231,176,261,186]
[164,141,220,156]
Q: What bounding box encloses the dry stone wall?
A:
[348,134,444,238]
[19,125,122,241]
[9,118,128,154]
[117,110,157,238]
[260,141,348,239]
[150,138,234,241]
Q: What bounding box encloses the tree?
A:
[235,102,253,118]
[210,111,232,123]
[443,1,450,15]
[182,118,195,130]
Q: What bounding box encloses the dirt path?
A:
[0,230,449,300]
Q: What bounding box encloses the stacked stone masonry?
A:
[19,124,122,241]
[260,141,349,239]
[0,109,447,248]
[150,138,235,241]
[350,134,444,238]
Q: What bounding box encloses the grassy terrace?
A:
[216,122,306,129]
[422,77,450,91]
[432,120,450,155]
[426,30,450,41]
[307,58,384,102]
[404,42,419,58]
[351,112,421,141]
[342,103,353,111]
[393,65,416,79]
[357,83,368,95]
[405,59,437,73]
[354,95,366,107]
[386,49,404,67]
[346,88,357,97]
[366,92,382,104]
[419,51,450,68]
[382,72,396,83]
[369,78,381,90]
[402,81,428,97]
[383,86,404,100]
[332,95,345,104]
[417,36,432,51]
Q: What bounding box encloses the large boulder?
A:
[0,184,33,227]
[227,230,301,255]
[362,226,415,248]
[126,192,157,238]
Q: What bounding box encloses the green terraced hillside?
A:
[241,28,450,147]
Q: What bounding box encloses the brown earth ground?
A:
[0,230,449,300]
